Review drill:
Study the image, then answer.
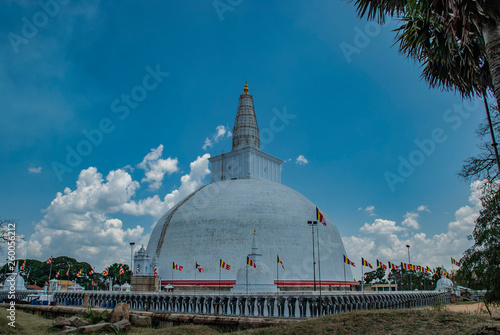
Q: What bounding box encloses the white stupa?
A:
[231,229,277,293]
[143,83,354,291]
[1,262,26,291]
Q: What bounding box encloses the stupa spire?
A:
[232,82,260,150]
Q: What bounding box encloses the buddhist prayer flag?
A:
[451,257,460,266]
[361,258,373,269]
[26,272,30,279]
[66,268,70,276]
[277,255,285,270]
[173,262,183,271]
[154,266,158,276]
[89,268,95,275]
[102,268,108,277]
[344,255,355,267]
[247,256,257,268]
[20,261,25,271]
[316,207,326,226]
[376,259,387,270]
[196,262,204,272]
[136,266,139,274]
[76,269,82,277]
[92,280,97,287]
[46,257,52,264]
[55,271,60,278]
[388,261,396,269]
[118,267,124,275]
[220,259,230,270]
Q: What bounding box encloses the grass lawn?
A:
[0,306,499,334]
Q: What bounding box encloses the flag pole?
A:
[343,261,346,293]
[276,255,279,296]
[48,257,53,293]
[316,224,322,315]
[194,263,196,294]
[361,261,364,293]
[219,262,221,297]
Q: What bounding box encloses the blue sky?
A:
[0,1,486,279]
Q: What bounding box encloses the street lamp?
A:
[406,244,411,291]
[307,221,317,291]
[130,242,135,275]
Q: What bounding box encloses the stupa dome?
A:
[143,83,354,290]
[146,177,353,286]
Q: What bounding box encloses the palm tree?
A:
[395,3,500,174]
[349,0,500,110]
[348,0,500,172]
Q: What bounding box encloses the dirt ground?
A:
[446,302,500,318]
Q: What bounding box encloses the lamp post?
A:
[130,242,135,275]
[406,244,411,291]
[307,221,317,291]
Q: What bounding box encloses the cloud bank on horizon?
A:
[343,180,483,280]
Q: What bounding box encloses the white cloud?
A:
[296,155,309,165]
[360,219,405,235]
[28,166,42,174]
[344,181,484,281]
[123,153,211,220]
[417,205,430,212]
[137,145,179,190]
[202,125,232,150]
[401,212,420,229]
[21,147,212,270]
[22,167,145,269]
[358,205,376,216]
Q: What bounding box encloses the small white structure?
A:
[435,277,454,292]
[1,262,26,291]
[121,283,131,292]
[232,230,277,293]
[49,279,60,292]
[67,283,84,291]
[134,245,156,276]
[113,284,121,291]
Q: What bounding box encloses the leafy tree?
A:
[388,269,435,290]
[348,0,500,109]
[460,106,500,182]
[458,186,500,305]
[348,0,500,172]
[106,263,131,285]
[0,218,24,251]
[364,267,386,284]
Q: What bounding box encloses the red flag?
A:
[316,207,327,226]
[362,258,373,269]
[247,256,257,268]
[154,266,158,276]
[196,262,204,272]
[118,267,124,275]
[277,255,285,270]
[20,261,25,271]
[46,257,52,264]
[220,259,230,270]
[344,255,355,267]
